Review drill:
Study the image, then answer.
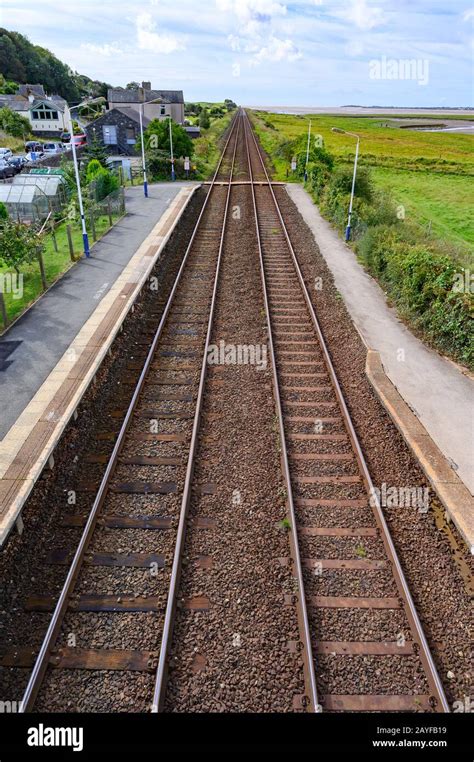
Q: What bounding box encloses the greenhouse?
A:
[0,183,50,223]
[12,174,69,213]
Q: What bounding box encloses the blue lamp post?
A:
[332,127,360,241]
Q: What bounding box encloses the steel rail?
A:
[19,110,242,713]
[243,110,449,713]
[151,110,244,711]
[242,114,320,712]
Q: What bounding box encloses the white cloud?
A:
[80,42,122,57]
[343,0,386,31]
[253,35,302,62]
[216,0,287,24]
[135,11,185,54]
[463,9,474,22]
[216,0,300,64]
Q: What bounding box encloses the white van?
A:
[42,142,66,155]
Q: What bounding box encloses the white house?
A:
[0,85,71,136]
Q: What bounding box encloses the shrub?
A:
[199,109,210,130]
[328,165,373,202]
[0,106,30,138]
[85,159,104,183]
[90,168,119,201]
[355,224,473,366]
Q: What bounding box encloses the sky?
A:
[1,0,473,106]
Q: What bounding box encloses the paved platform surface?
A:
[0,183,193,439]
[0,183,198,546]
[287,183,474,497]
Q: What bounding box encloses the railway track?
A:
[242,110,449,713]
[6,109,448,713]
[12,111,242,712]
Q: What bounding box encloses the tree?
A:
[199,108,210,129]
[85,159,104,183]
[84,135,108,167]
[0,218,44,274]
[224,99,237,111]
[126,81,141,90]
[0,106,30,137]
[144,118,194,159]
[0,28,110,101]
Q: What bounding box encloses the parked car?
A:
[0,147,13,159]
[71,134,87,148]
[8,155,28,171]
[25,141,43,153]
[0,159,16,179]
[60,131,71,143]
[42,142,66,155]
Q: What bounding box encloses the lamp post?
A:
[169,117,175,181]
[331,127,360,242]
[138,97,165,197]
[304,119,311,182]
[68,111,89,258]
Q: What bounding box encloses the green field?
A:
[251,111,474,252]
[371,167,474,256]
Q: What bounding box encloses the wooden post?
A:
[50,220,58,252]
[37,251,47,291]
[107,199,113,227]
[90,210,97,241]
[66,224,75,261]
[0,291,8,329]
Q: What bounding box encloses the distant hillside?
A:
[0,28,111,102]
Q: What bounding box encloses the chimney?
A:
[28,94,35,103]
[142,81,151,91]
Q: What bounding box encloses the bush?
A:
[199,109,210,130]
[90,168,119,201]
[355,224,473,366]
[85,159,104,183]
[0,106,30,138]
[328,165,373,202]
[0,201,8,221]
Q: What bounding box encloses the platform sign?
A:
[291,156,297,171]
[184,157,190,171]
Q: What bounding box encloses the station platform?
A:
[0,182,199,546]
[287,183,474,553]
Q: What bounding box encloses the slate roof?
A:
[108,88,184,105]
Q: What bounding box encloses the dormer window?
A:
[31,105,59,121]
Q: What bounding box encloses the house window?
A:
[160,105,166,115]
[31,106,58,120]
[125,128,136,144]
[103,125,118,145]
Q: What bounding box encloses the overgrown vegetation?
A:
[250,110,473,369]
[0,105,31,138]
